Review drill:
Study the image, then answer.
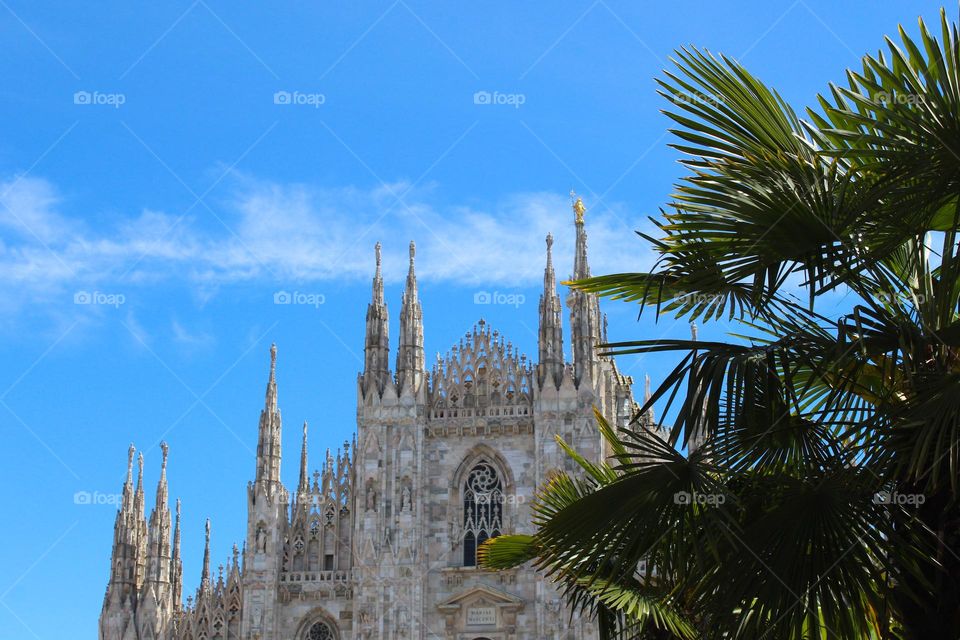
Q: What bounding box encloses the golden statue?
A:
[570,190,586,223]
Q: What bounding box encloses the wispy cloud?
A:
[0,173,657,311]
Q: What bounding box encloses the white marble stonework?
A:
[98,200,651,640]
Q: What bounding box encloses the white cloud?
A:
[171,319,215,349]
[0,174,658,306]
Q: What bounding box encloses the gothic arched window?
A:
[462,461,503,566]
[304,621,334,640]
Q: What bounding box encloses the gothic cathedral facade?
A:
[99,198,641,639]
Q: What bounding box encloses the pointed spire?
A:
[407,240,416,283]
[155,442,169,508]
[538,233,564,389]
[122,443,136,513]
[397,240,425,394]
[362,242,391,397]
[266,342,278,411]
[173,499,182,560]
[126,443,136,482]
[572,191,590,280]
[201,519,211,589]
[644,374,655,424]
[566,192,603,387]
[134,452,145,519]
[143,442,173,603]
[104,444,142,610]
[545,233,555,289]
[171,498,182,611]
[255,344,283,488]
[373,241,384,303]
[297,421,310,499]
[688,322,707,453]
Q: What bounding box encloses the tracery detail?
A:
[430,319,533,416]
[462,461,503,567]
[305,620,334,640]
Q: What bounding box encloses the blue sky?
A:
[0,1,949,636]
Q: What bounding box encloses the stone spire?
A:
[566,193,603,388]
[134,452,145,521]
[145,443,172,588]
[297,421,310,500]
[397,240,425,395]
[171,499,182,610]
[100,445,145,639]
[538,233,564,389]
[688,322,706,453]
[255,344,282,489]
[133,452,147,590]
[572,193,590,280]
[266,343,278,411]
[113,446,139,584]
[362,242,390,397]
[201,519,211,591]
[644,373,655,424]
[156,443,169,508]
[121,443,135,514]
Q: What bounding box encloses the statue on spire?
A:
[571,190,586,224]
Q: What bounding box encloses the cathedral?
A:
[98,198,644,640]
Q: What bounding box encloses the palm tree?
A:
[481,7,960,639]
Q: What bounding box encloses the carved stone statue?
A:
[256,525,267,553]
[366,483,376,512]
